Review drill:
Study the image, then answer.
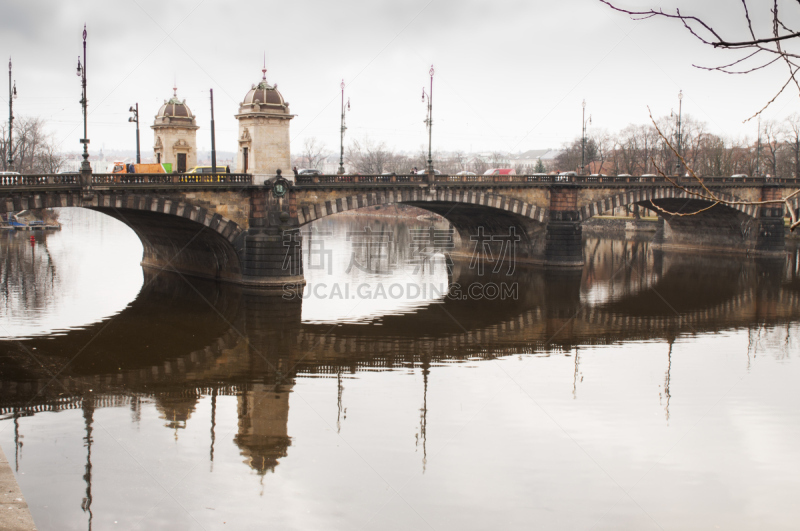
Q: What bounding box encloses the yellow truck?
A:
[111,162,171,174]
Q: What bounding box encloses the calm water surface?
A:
[1,209,800,530]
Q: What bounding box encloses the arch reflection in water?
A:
[3,246,798,442]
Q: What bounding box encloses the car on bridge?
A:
[557,171,577,181]
[297,168,322,175]
[187,165,230,174]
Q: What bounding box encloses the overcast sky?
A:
[3,0,800,157]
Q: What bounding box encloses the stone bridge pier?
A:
[241,187,304,290]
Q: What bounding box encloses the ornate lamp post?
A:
[7,57,16,171]
[580,99,591,175]
[128,103,140,164]
[338,80,350,175]
[76,25,91,178]
[421,65,434,175]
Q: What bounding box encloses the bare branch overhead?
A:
[600,0,800,119]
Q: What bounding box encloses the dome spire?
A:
[262,52,267,81]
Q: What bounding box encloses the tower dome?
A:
[155,87,195,124]
[239,69,290,114]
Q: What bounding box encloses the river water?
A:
[1,209,800,530]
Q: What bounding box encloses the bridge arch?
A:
[1,189,246,282]
[579,187,757,221]
[296,189,548,225]
[296,188,550,260]
[91,191,246,282]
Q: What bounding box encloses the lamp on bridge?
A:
[7,57,16,170]
[422,65,435,176]
[338,80,350,175]
[128,103,140,164]
[76,24,91,175]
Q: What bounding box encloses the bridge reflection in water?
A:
[1,238,798,479]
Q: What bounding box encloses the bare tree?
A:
[785,114,800,177]
[451,151,467,173]
[347,137,393,174]
[761,120,784,177]
[0,117,65,173]
[601,1,800,120]
[470,157,489,174]
[556,138,598,173]
[591,130,615,174]
[301,137,326,170]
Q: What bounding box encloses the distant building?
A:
[509,149,551,172]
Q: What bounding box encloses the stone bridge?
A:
[1,172,798,288]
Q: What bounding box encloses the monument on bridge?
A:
[151,86,199,173]
[235,68,294,181]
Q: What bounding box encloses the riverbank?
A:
[0,445,37,531]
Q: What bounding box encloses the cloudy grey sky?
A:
[2,0,799,157]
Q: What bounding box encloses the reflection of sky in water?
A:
[0,209,143,339]
[300,218,451,324]
[580,238,659,305]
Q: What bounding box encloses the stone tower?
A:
[151,87,199,173]
[236,68,294,181]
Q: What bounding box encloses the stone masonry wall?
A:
[152,125,198,170]
[237,116,291,177]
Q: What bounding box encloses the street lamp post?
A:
[7,58,16,171]
[128,103,140,164]
[76,24,91,183]
[581,99,591,175]
[422,65,434,176]
[338,80,350,175]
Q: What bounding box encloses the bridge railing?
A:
[0,174,79,186]
[0,173,252,187]
[297,174,428,184]
[295,173,800,185]
[91,173,252,185]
